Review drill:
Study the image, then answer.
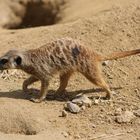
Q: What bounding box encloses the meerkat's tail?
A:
[99,49,140,61]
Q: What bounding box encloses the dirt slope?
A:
[0,0,139,140]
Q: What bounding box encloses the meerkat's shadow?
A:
[0,90,31,100]
[0,87,122,101]
[46,87,122,101]
[0,88,41,100]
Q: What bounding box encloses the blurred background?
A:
[0,0,65,29]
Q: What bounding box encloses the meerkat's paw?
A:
[105,93,111,100]
[30,98,45,103]
[105,91,116,100]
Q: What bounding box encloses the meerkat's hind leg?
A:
[23,75,39,92]
[82,64,112,100]
[94,77,112,100]
[56,71,73,96]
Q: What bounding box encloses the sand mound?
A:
[0,99,47,135]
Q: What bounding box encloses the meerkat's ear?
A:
[15,56,22,65]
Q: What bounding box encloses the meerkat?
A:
[0,38,139,103]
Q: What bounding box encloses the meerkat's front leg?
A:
[23,75,39,92]
[31,80,49,103]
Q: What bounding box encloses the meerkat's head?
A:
[0,50,24,70]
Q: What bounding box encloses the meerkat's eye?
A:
[15,56,22,65]
[0,58,8,65]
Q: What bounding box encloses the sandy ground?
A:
[0,0,139,139]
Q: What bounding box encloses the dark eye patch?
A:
[0,59,8,65]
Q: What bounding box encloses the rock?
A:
[66,101,81,114]
[115,110,135,123]
[61,110,68,117]
[72,95,92,107]
[134,109,140,117]
[72,98,82,106]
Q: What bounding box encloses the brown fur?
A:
[0,38,139,103]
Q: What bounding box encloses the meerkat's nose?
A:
[0,58,8,70]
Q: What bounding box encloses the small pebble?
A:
[115,110,135,123]
[74,134,81,139]
[61,110,68,117]
[72,95,92,107]
[62,131,69,137]
[127,128,134,133]
[134,109,140,117]
[92,124,96,128]
[81,105,86,110]
[66,101,81,114]
[134,89,139,94]
[100,107,105,112]
[93,99,99,105]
